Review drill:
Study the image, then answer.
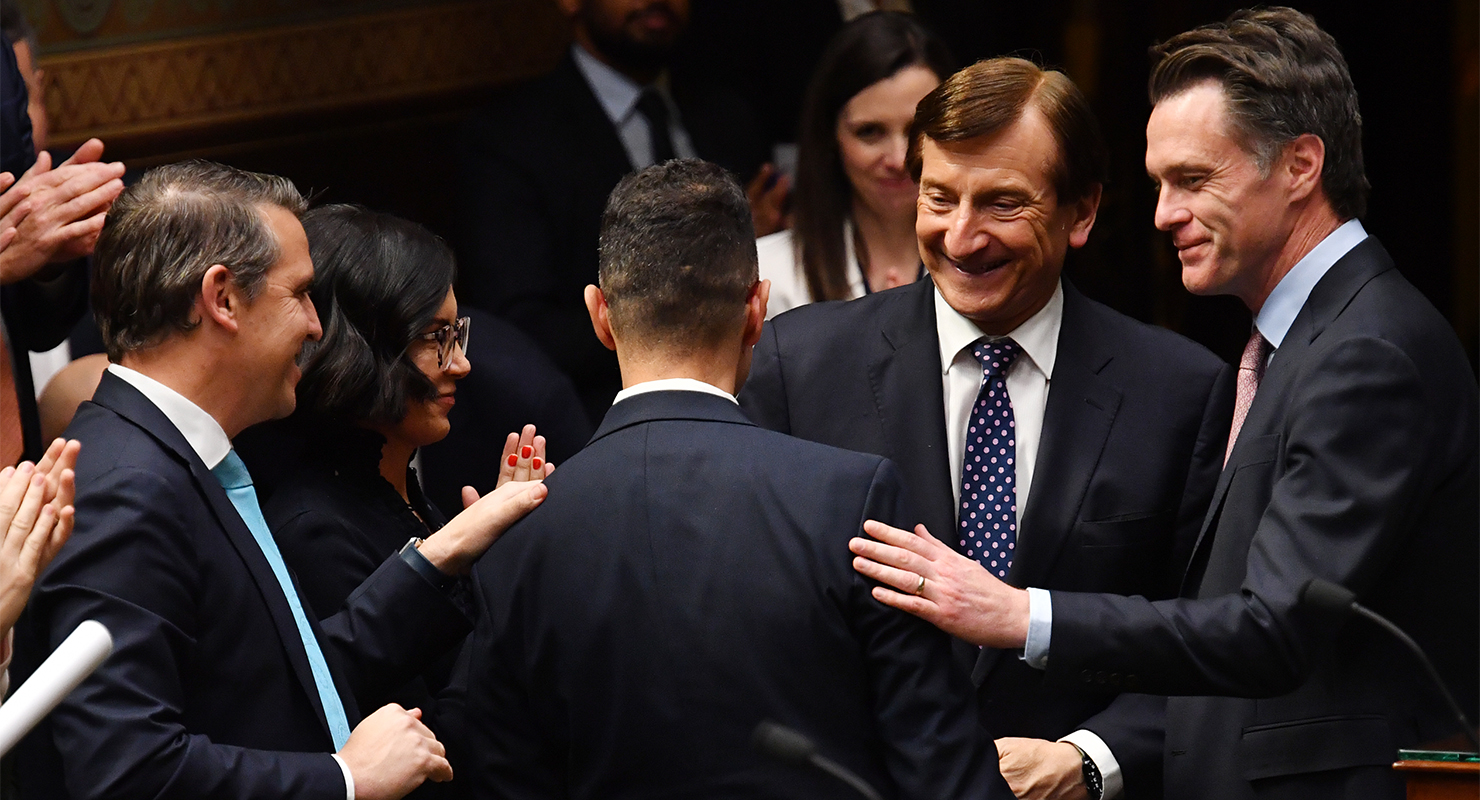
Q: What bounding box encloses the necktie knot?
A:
[1239,329,1272,378]
[971,338,1021,381]
[211,450,253,491]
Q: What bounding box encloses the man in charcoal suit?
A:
[850,9,1479,799]
[446,159,1011,799]
[16,160,547,800]
[739,57,1233,799]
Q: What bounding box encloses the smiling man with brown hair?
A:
[740,56,1234,799]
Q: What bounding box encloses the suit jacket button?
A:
[1081,669,1093,683]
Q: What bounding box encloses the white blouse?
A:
[756,221,866,320]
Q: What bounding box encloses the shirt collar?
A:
[1255,218,1368,349]
[572,44,646,125]
[107,364,233,468]
[935,279,1063,379]
[613,377,738,406]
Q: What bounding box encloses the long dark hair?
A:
[792,12,954,302]
[296,204,458,426]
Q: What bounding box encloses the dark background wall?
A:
[28,0,1478,368]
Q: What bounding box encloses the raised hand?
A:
[494,424,555,489]
[0,139,125,284]
[0,438,80,635]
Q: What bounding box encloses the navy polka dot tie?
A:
[959,338,1021,579]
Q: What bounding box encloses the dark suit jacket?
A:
[15,372,473,800]
[445,390,1011,800]
[1047,238,1480,799]
[739,277,1233,795]
[454,52,766,422]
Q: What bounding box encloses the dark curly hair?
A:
[294,205,457,426]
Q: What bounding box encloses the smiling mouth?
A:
[952,257,1011,276]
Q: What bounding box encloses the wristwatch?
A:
[1069,742,1104,800]
[399,536,457,592]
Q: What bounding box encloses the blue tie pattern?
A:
[959,339,1021,579]
[212,450,353,750]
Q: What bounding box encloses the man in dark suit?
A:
[16,160,549,800]
[455,0,771,423]
[739,58,1232,798]
[851,9,1478,800]
[447,159,1011,799]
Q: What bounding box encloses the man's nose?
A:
[1152,187,1191,232]
[942,207,989,259]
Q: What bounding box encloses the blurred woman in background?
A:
[759,12,954,318]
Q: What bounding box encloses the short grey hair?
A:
[92,160,307,360]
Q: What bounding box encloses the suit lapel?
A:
[972,283,1120,686]
[1179,236,1396,594]
[1012,283,1121,587]
[91,372,349,740]
[866,281,956,540]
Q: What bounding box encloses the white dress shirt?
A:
[571,45,697,170]
[613,377,737,406]
[1034,218,1369,799]
[105,364,357,800]
[936,281,1062,524]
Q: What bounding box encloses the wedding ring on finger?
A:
[913,574,926,595]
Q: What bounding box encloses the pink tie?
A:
[1225,328,1272,466]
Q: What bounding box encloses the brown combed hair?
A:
[908,56,1107,205]
[92,160,307,361]
[1148,6,1368,219]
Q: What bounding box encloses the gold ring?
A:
[914,574,926,595]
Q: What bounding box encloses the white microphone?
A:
[0,620,113,756]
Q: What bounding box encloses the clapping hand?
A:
[493,424,555,488]
[0,139,125,285]
[0,438,81,635]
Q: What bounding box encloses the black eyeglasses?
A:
[418,316,471,370]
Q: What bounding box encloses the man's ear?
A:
[1282,133,1325,203]
[741,279,770,349]
[584,284,617,352]
[1067,183,1102,249]
[197,264,240,334]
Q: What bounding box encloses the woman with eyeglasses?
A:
[258,204,548,772]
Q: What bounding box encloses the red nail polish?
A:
[507,454,518,467]
[532,458,543,470]
[521,446,532,459]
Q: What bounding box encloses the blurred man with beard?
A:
[455,0,773,424]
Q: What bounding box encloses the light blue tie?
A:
[212,450,352,749]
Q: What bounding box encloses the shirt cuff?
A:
[1060,729,1124,800]
[399,538,458,593]
[331,753,355,800]
[1020,587,1052,669]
